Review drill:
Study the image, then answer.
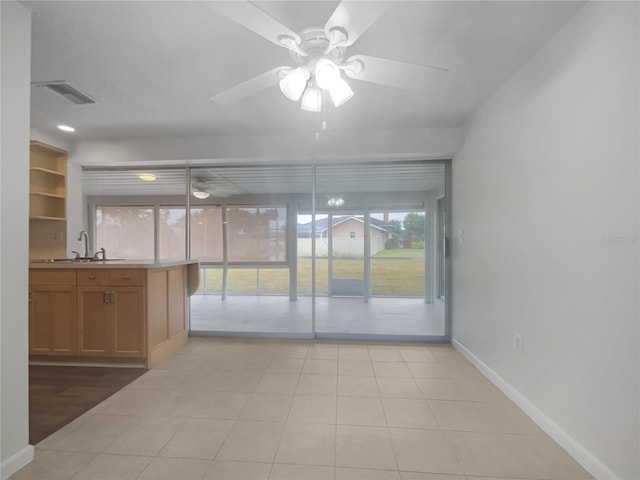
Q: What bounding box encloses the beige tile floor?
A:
[12,338,593,480]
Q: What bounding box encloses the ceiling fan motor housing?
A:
[289,28,346,69]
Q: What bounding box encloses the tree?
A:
[403,213,425,242]
[385,218,403,249]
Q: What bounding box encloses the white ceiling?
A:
[24,1,584,142]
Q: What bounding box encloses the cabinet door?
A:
[29,286,76,355]
[77,287,111,356]
[111,287,145,357]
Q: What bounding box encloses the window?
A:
[227,206,287,263]
[94,204,287,264]
[350,231,356,239]
[95,206,154,259]
[190,205,287,264]
[159,207,186,260]
[190,206,223,262]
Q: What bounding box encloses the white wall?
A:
[70,127,463,166]
[0,2,34,479]
[452,2,639,479]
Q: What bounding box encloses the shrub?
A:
[385,238,400,249]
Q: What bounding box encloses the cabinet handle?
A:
[28,291,32,303]
[121,276,130,280]
[110,292,116,304]
[88,275,96,280]
[103,291,110,303]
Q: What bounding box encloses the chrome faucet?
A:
[77,230,90,259]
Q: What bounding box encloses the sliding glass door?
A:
[84,160,450,340]
[188,165,313,336]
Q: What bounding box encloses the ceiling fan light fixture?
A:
[315,58,341,90]
[192,190,210,199]
[300,85,322,112]
[329,78,354,107]
[279,67,310,101]
[342,59,365,76]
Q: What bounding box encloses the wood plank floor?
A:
[29,365,146,445]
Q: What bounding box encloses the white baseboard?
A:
[452,339,619,480]
[1,444,34,480]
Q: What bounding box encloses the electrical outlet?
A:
[513,332,524,351]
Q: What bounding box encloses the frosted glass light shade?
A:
[315,58,341,90]
[301,86,322,112]
[193,190,210,199]
[279,67,310,101]
[329,78,354,107]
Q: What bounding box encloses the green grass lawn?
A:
[373,248,425,259]
[198,248,425,297]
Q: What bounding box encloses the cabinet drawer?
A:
[30,269,76,286]
[109,269,146,286]
[76,269,110,286]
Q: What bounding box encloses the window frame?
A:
[89,197,289,267]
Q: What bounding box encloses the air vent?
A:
[32,81,97,105]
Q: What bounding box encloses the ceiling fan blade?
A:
[212,1,301,50]
[343,54,449,91]
[324,1,389,47]
[210,67,287,104]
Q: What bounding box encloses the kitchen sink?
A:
[30,258,76,263]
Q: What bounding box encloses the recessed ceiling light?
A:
[57,124,75,132]
[138,173,157,181]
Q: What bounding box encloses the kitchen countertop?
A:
[30,259,201,295]
[29,259,200,269]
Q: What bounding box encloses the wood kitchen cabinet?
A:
[77,286,145,357]
[77,269,146,357]
[29,269,77,355]
[29,261,197,367]
[29,286,76,355]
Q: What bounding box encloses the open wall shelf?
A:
[29,141,67,221]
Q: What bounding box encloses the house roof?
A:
[297,215,390,235]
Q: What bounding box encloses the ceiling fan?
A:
[210,1,448,112]
[191,179,243,199]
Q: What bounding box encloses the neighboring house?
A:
[297,216,390,256]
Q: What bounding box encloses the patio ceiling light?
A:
[327,196,345,207]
